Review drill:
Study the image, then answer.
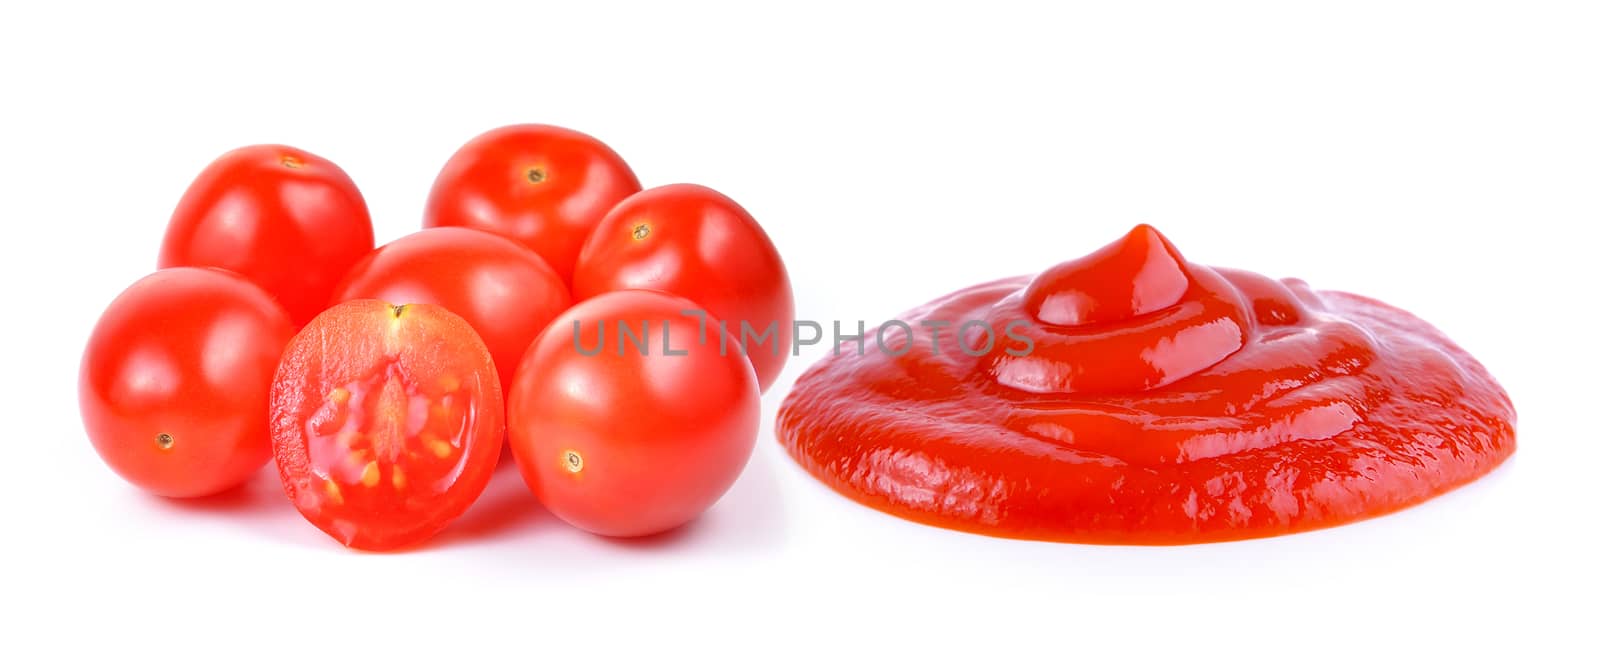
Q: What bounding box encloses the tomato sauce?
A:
[777,225,1515,544]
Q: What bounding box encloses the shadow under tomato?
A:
[142,468,324,548]
[430,460,558,549]
[436,440,789,557]
[687,439,790,551]
[596,517,706,550]
[135,433,789,555]
[143,455,554,553]
[580,441,791,554]
[152,477,273,512]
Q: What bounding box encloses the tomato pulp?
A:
[270,300,503,550]
[777,225,1516,544]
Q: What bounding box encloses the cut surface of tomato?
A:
[270,300,503,550]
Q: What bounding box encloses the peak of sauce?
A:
[777,226,1515,544]
[1022,223,1189,327]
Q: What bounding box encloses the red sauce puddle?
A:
[777,225,1515,544]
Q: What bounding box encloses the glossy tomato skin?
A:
[270,300,503,551]
[332,227,570,392]
[573,184,793,392]
[159,144,375,326]
[423,124,641,282]
[80,268,294,498]
[507,290,760,537]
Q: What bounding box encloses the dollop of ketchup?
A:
[777,225,1515,544]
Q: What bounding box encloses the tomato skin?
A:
[573,184,793,392]
[507,290,760,537]
[270,300,503,551]
[80,268,294,498]
[159,144,375,326]
[332,227,571,392]
[423,124,641,282]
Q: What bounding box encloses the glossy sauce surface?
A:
[777,226,1515,544]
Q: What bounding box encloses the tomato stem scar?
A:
[525,167,546,184]
[155,432,174,450]
[390,304,408,319]
[562,449,584,473]
[631,222,651,241]
[280,155,303,169]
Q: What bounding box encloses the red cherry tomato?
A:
[573,184,793,392]
[507,290,761,537]
[332,227,571,392]
[423,124,641,282]
[270,300,503,550]
[80,268,294,498]
[159,144,375,326]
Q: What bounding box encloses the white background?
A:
[2,1,1595,663]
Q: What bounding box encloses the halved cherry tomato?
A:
[573,184,793,392]
[507,289,761,537]
[270,300,503,550]
[159,144,375,326]
[423,124,641,282]
[332,227,570,393]
[80,268,294,498]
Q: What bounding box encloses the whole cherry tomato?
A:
[270,300,503,551]
[573,184,793,392]
[159,144,375,326]
[423,124,641,282]
[332,227,570,392]
[507,289,761,537]
[80,268,295,498]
